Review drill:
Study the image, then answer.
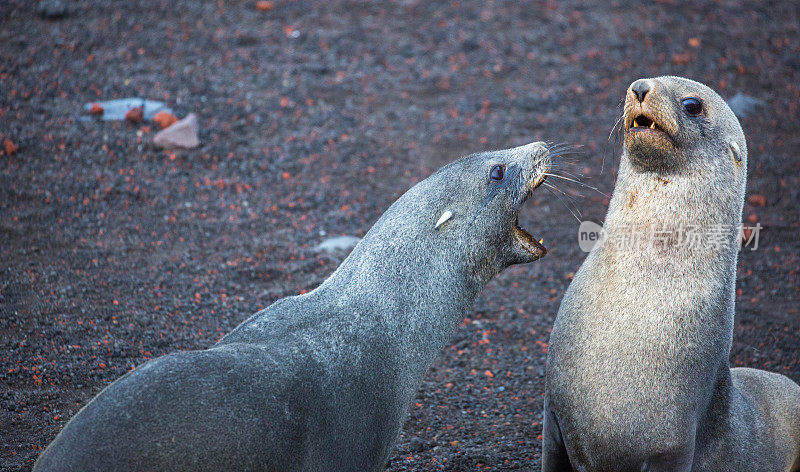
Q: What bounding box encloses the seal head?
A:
[624,76,747,174]
[366,141,551,288]
[445,141,551,262]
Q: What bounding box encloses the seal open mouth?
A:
[625,108,677,151]
[629,113,665,134]
[513,218,547,257]
[512,173,547,258]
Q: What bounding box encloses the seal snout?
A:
[516,141,551,191]
[512,143,551,260]
[623,79,676,151]
[630,79,653,103]
[527,156,550,193]
[626,81,665,135]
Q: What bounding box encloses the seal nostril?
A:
[631,79,651,103]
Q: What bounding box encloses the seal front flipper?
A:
[542,396,574,472]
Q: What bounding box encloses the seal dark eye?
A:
[682,97,703,116]
[490,164,505,182]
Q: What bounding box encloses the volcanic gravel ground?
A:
[1,0,799,470]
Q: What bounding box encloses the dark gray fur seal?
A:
[542,77,800,471]
[34,142,552,472]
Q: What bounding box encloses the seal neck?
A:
[606,156,744,251]
[582,154,744,361]
[314,221,495,379]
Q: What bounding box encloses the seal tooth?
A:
[539,238,544,244]
[650,122,656,130]
[633,119,639,128]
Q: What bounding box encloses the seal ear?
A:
[729,140,743,163]
[435,210,453,230]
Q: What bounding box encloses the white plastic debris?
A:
[83,98,173,121]
[315,236,361,253]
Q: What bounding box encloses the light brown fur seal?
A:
[542,76,800,471]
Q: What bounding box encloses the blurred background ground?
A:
[1,0,798,470]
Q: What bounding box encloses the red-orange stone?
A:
[125,106,144,123]
[255,1,274,11]
[3,138,19,155]
[153,111,179,129]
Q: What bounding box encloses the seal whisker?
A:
[542,173,610,198]
[546,143,584,160]
[608,109,625,143]
[548,163,586,178]
[541,178,577,199]
[542,182,583,222]
[548,160,583,167]
[604,100,626,175]
[542,185,583,223]
[548,160,587,172]
[547,166,590,181]
[546,143,589,181]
